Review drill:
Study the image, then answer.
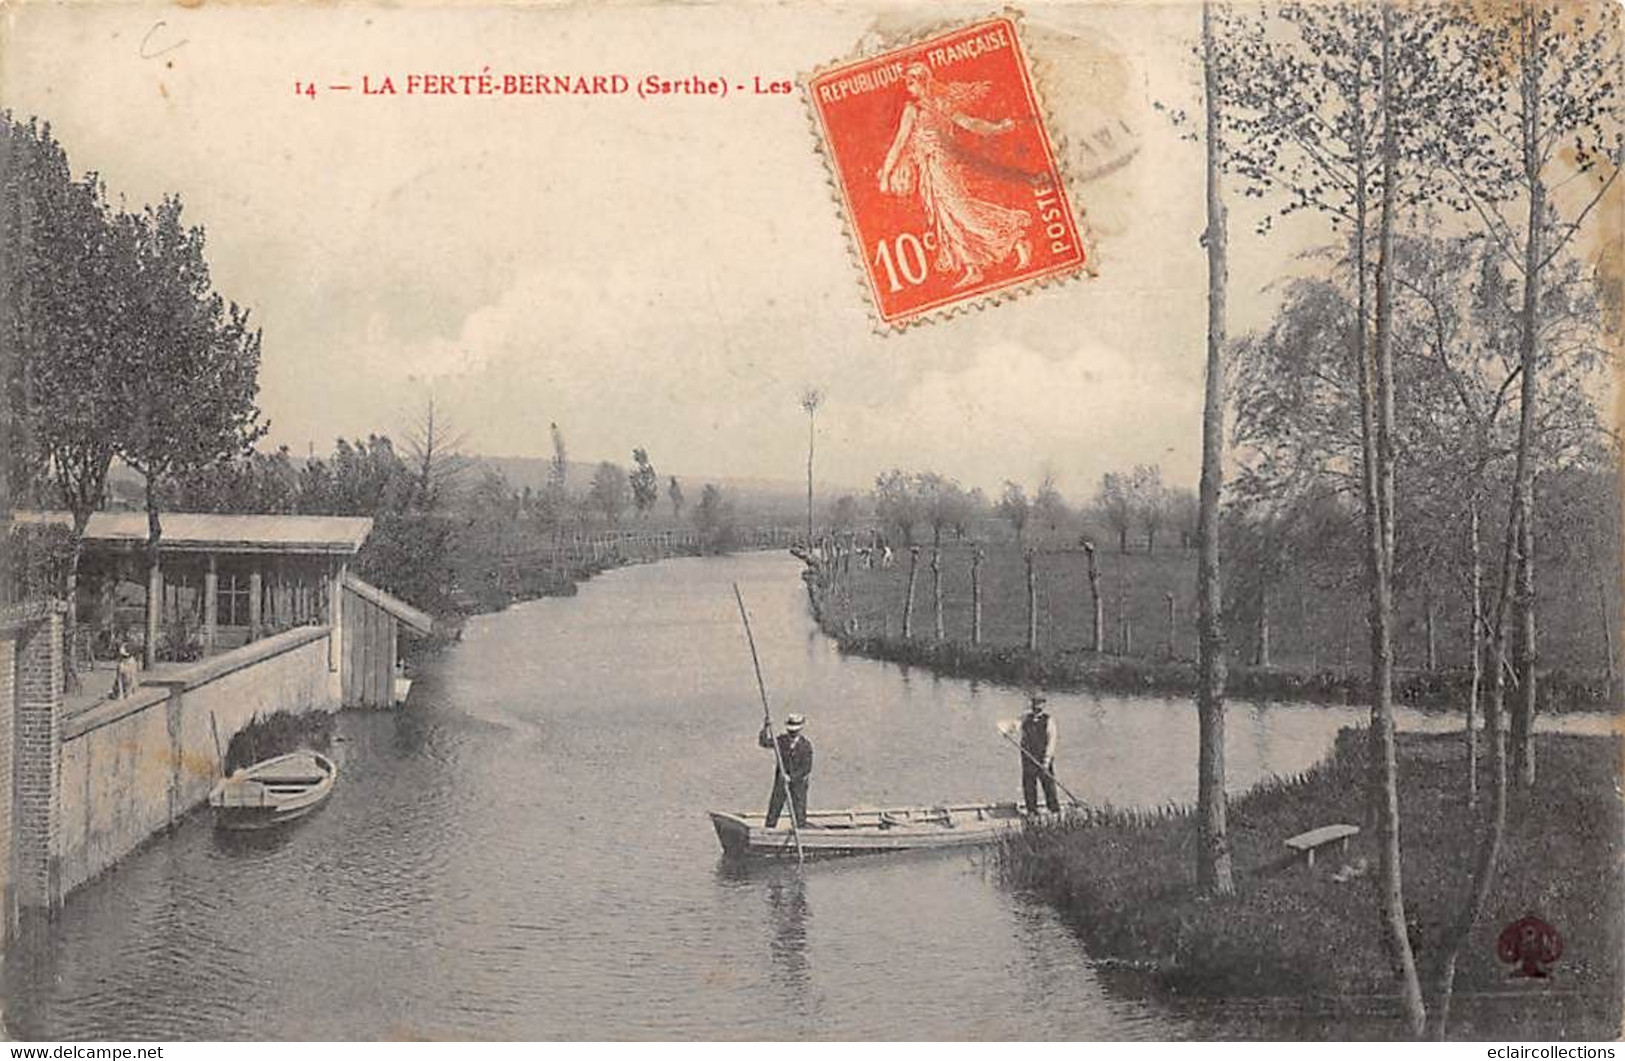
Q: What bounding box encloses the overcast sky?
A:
[6,1,1326,497]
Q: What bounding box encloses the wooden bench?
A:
[1284,823,1360,868]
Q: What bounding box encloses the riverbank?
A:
[996,729,1623,1039]
[416,529,795,653]
[801,557,1616,712]
[410,544,694,656]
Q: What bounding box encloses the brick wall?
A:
[14,610,63,912]
[0,602,66,931]
[1,606,336,919]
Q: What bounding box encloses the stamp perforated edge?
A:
[797,7,1100,335]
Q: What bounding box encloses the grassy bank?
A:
[806,543,1615,711]
[996,730,1623,1039]
[408,539,706,656]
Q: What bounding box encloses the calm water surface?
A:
[5,553,1612,1039]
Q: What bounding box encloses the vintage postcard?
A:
[0,0,1619,1045]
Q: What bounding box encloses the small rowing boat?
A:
[708,801,1046,859]
[209,750,336,831]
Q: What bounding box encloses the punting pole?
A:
[997,724,1084,809]
[733,582,805,866]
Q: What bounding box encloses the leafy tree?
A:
[1222,0,1459,1028]
[667,475,685,520]
[1094,472,1134,553]
[692,482,737,554]
[168,446,301,513]
[0,113,135,656]
[467,467,518,522]
[1168,487,1199,548]
[1432,1,1622,795]
[1131,464,1167,552]
[1033,473,1067,539]
[1420,0,1621,1035]
[829,494,858,533]
[873,468,921,545]
[916,471,970,547]
[629,448,659,518]
[538,421,570,530]
[303,435,413,517]
[961,487,988,539]
[996,481,1031,547]
[110,195,266,666]
[589,461,629,525]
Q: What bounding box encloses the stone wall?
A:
[53,625,337,898]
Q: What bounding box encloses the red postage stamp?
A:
[806,15,1087,329]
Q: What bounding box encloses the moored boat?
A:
[708,801,1049,859]
[209,750,336,831]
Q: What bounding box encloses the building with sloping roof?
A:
[13,511,432,708]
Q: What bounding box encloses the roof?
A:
[12,511,374,556]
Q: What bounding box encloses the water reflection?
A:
[765,876,812,993]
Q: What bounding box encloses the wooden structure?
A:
[14,511,430,709]
[341,572,433,708]
[1284,823,1360,868]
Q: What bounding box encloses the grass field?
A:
[830,540,1617,688]
[997,730,1623,1039]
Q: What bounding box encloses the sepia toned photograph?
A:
[0,0,1619,1043]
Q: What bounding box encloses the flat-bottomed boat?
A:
[209,749,336,831]
[708,801,1047,859]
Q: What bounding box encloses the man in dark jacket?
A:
[1019,694,1061,814]
[760,713,813,828]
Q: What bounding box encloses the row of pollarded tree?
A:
[1192,0,1619,1038]
[860,465,1199,553]
[2,113,267,669]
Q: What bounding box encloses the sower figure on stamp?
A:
[877,62,1032,289]
[1019,694,1061,815]
[760,712,813,829]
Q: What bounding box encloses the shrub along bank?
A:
[995,729,1623,1039]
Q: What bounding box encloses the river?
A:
[4,552,1613,1039]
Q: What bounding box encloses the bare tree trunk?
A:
[143,477,164,669]
[1196,0,1234,897]
[1425,581,1438,673]
[1086,547,1104,653]
[64,519,88,687]
[902,546,919,639]
[1254,585,1271,667]
[971,546,984,645]
[1431,479,1523,1038]
[931,546,944,641]
[1025,550,1038,652]
[1598,579,1615,690]
[805,412,816,543]
[1165,592,1177,659]
[1369,7,1425,1033]
[1467,495,1482,806]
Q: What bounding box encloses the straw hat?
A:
[784,713,806,732]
